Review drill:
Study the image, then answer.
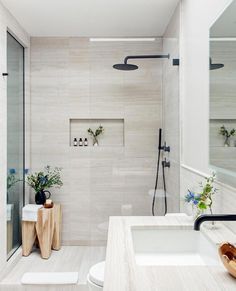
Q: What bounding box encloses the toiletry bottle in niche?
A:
[73,138,78,147]
[79,138,83,146]
[84,138,88,146]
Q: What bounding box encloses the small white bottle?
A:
[79,138,83,146]
[84,138,88,146]
[73,138,78,146]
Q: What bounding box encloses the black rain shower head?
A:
[113,63,138,70]
[113,54,170,71]
[209,58,224,70]
[210,63,224,70]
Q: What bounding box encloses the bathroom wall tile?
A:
[30,37,164,244]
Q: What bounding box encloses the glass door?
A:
[6,32,25,258]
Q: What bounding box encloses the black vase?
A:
[35,190,51,205]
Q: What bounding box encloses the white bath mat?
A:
[165,213,188,217]
[21,272,79,285]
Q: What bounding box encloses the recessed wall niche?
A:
[69,118,124,147]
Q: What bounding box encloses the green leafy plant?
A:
[26,166,63,193]
[87,125,104,145]
[185,173,217,218]
[219,125,235,146]
[219,125,235,138]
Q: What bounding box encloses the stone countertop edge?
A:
[103,216,236,291]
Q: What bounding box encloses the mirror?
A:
[209,0,236,186]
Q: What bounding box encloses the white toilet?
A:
[87,261,105,291]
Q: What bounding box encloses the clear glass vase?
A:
[192,206,216,229]
[192,206,203,221]
[93,137,99,146]
[224,136,230,147]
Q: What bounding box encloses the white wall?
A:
[0,0,30,276]
[180,0,236,232]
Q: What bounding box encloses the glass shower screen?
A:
[6,32,25,258]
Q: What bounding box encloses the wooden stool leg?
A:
[52,204,62,250]
[36,208,54,259]
[22,221,36,256]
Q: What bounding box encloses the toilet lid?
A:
[89,261,105,287]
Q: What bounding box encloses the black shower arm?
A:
[124,54,170,64]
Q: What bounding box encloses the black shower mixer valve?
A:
[162,158,170,168]
[160,142,170,152]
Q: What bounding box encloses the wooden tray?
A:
[218,242,236,278]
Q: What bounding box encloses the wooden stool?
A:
[22,204,61,259]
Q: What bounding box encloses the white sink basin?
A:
[131,228,220,266]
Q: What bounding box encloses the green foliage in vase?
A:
[26,165,63,193]
[219,125,235,138]
[185,173,217,216]
[87,125,104,144]
[88,125,104,138]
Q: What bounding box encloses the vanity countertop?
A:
[103,216,236,291]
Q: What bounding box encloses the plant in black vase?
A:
[26,166,63,205]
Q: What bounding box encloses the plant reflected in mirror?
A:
[219,125,235,147]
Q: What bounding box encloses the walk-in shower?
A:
[113,53,176,216]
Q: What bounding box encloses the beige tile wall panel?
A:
[30,37,164,244]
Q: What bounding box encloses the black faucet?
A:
[194,214,236,231]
